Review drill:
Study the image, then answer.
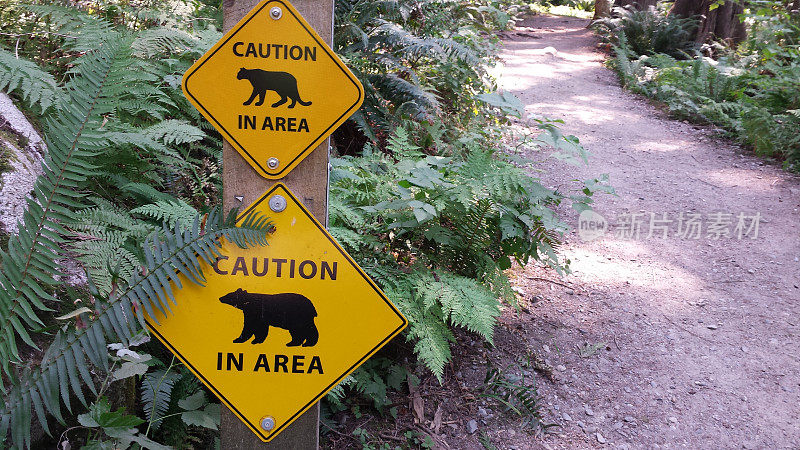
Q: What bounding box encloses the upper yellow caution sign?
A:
[145,184,406,442]
[182,0,364,179]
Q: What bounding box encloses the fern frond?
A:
[0,49,61,112]
[369,73,440,117]
[23,4,116,53]
[0,34,129,384]
[131,200,199,228]
[387,269,501,383]
[0,208,272,448]
[112,177,178,202]
[68,200,152,295]
[432,37,481,66]
[414,272,500,343]
[144,120,206,146]
[132,28,194,58]
[141,369,180,431]
[392,290,454,382]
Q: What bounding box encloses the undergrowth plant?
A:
[326,115,611,398]
[481,362,554,431]
[595,5,699,58]
[604,1,800,170]
[333,0,518,147]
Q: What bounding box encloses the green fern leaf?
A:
[144,120,206,146]
[0,49,61,112]
[0,34,132,384]
[0,208,272,447]
[141,370,181,431]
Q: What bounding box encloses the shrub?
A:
[595,5,698,58]
[327,117,609,383]
[605,2,800,170]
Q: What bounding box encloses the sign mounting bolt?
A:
[260,416,275,432]
[267,157,280,169]
[269,195,287,213]
[269,6,282,19]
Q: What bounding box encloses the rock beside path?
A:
[0,92,45,233]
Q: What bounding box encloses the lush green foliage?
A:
[322,109,610,436]
[605,1,800,170]
[333,0,517,145]
[0,0,606,447]
[528,0,595,18]
[595,5,699,58]
[481,362,552,430]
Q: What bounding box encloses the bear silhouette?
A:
[236,68,312,108]
[220,289,319,347]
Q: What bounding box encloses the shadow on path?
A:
[499,14,800,449]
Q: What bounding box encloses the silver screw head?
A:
[260,416,275,431]
[267,157,280,169]
[269,6,282,19]
[269,195,287,213]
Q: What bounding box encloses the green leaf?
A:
[476,91,525,118]
[112,362,149,380]
[127,434,173,450]
[85,398,145,430]
[177,391,206,411]
[181,404,220,430]
[55,307,92,320]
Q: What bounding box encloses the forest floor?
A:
[327,14,800,450]
[492,14,800,449]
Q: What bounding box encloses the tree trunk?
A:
[614,0,658,10]
[594,0,612,20]
[711,1,747,44]
[669,0,703,19]
[669,0,747,45]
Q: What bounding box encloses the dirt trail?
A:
[498,15,800,448]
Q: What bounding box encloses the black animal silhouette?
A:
[220,289,319,347]
[236,68,312,108]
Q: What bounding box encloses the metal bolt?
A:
[269,6,282,19]
[260,416,275,432]
[269,195,287,213]
[267,157,280,169]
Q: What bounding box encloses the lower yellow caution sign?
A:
[146,183,407,441]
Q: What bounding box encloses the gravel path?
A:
[500,15,800,449]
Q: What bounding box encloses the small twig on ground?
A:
[378,432,404,442]
[414,424,451,449]
[527,276,577,291]
[661,314,716,343]
[320,420,360,443]
[613,334,621,351]
[689,176,723,189]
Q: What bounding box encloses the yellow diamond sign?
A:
[146,184,406,441]
[182,0,364,179]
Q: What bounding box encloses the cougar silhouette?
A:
[236,68,312,108]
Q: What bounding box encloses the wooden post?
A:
[220,0,332,447]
